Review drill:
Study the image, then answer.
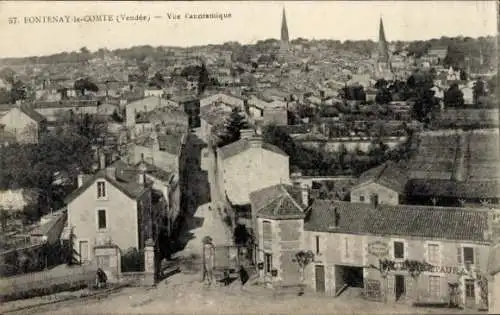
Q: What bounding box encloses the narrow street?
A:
[164,131,233,282]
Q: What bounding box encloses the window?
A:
[264,253,272,273]
[359,195,365,202]
[315,236,320,254]
[463,247,475,265]
[97,209,107,230]
[394,241,405,259]
[428,276,441,297]
[97,181,106,198]
[427,244,440,264]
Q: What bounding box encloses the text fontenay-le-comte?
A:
[23,15,146,24]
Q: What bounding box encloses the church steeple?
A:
[374,16,393,80]
[377,17,390,64]
[280,7,289,51]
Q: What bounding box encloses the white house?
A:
[216,129,290,206]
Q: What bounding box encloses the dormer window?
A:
[97,181,106,198]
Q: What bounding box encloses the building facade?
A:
[252,195,494,310]
[216,130,290,206]
[0,105,47,144]
[65,162,153,263]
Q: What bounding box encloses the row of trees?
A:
[262,124,416,177]
[0,114,108,222]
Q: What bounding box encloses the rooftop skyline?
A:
[0,1,496,58]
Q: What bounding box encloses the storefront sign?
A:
[367,241,389,258]
[390,262,475,275]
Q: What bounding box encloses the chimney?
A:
[137,156,147,186]
[370,194,379,208]
[333,207,340,227]
[240,128,255,140]
[300,184,309,208]
[77,174,85,188]
[137,172,145,185]
[99,151,106,170]
[105,166,116,180]
[151,131,160,152]
[126,107,136,128]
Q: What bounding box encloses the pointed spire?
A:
[281,7,289,47]
[378,17,389,63]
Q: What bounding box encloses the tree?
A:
[0,88,10,103]
[79,47,90,54]
[197,63,210,96]
[475,271,489,310]
[149,72,165,89]
[443,44,466,69]
[444,84,465,108]
[10,80,26,103]
[74,77,99,95]
[62,227,79,265]
[0,208,9,232]
[473,79,487,105]
[374,79,388,90]
[340,85,366,101]
[375,88,392,105]
[294,250,314,295]
[216,107,249,147]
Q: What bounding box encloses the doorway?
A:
[315,265,325,293]
[79,241,89,263]
[395,275,406,301]
[465,279,476,308]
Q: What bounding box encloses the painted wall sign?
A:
[389,261,476,275]
[367,241,389,258]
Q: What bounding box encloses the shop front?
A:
[363,260,486,308]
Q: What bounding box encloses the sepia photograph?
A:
[0,1,498,314]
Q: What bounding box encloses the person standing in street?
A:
[239,265,249,288]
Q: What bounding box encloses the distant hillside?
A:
[0,36,495,72]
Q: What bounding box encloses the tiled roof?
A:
[135,132,184,156]
[408,179,500,199]
[199,105,229,126]
[64,163,150,204]
[33,100,99,109]
[250,184,305,219]
[305,199,489,242]
[20,106,46,123]
[218,137,287,160]
[140,161,174,182]
[355,161,409,194]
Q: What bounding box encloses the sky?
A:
[0,1,496,58]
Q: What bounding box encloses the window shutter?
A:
[457,246,462,264]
